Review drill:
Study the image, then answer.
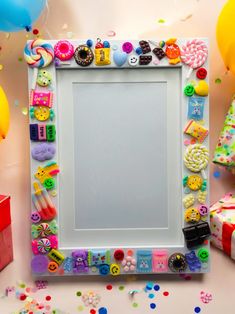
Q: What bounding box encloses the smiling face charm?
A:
[128,55,138,66]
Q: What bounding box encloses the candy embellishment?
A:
[184,207,201,223]
[184,84,195,96]
[110,263,120,276]
[128,55,138,66]
[183,194,195,208]
[122,42,133,54]
[153,47,166,60]
[194,80,209,96]
[31,255,48,274]
[168,253,187,272]
[54,40,74,61]
[37,70,52,87]
[196,68,207,79]
[139,40,151,54]
[31,143,56,161]
[122,255,136,272]
[184,144,209,177]
[181,39,208,78]
[184,175,203,191]
[166,43,180,59]
[74,45,94,67]
[113,51,127,66]
[24,39,54,68]
[198,205,208,216]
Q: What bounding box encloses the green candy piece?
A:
[43,178,55,190]
[46,124,56,142]
[197,248,209,262]
[184,84,195,97]
[37,70,52,87]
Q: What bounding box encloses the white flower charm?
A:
[122,256,136,272]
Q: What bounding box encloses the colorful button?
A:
[110,263,120,276]
[197,248,209,262]
[184,84,195,97]
[184,208,201,223]
[168,253,187,272]
[122,42,133,54]
[31,255,48,274]
[114,249,124,261]
[99,264,110,275]
[165,44,180,59]
[196,68,207,80]
[198,205,208,216]
[48,261,59,273]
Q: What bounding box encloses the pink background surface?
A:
[0,0,235,313]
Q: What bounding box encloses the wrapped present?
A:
[0,195,13,270]
[213,97,235,173]
[210,193,235,259]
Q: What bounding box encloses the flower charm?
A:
[82,291,101,307]
[122,256,136,272]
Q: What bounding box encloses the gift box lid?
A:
[0,195,11,232]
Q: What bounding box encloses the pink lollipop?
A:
[181,39,208,78]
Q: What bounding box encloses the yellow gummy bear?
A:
[95,47,111,66]
[194,80,209,96]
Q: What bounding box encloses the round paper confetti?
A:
[163,291,169,296]
[62,24,68,30]
[150,303,156,309]
[118,285,125,291]
[154,284,160,291]
[45,295,51,301]
[132,302,138,308]
[20,294,27,301]
[78,305,84,311]
[21,107,28,115]
[194,307,201,313]
[33,29,39,35]
[98,307,107,314]
[90,309,96,314]
[213,171,221,178]
[76,291,82,297]
[158,19,165,23]
[149,293,155,299]
[18,57,23,62]
[0,64,3,70]
[106,284,112,290]
[215,78,222,84]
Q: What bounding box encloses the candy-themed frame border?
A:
[26,38,210,276]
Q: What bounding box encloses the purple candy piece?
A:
[31,255,48,274]
[122,42,133,54]
[31,211,41,223]
[72,250,89,273]
[31,143,56,161]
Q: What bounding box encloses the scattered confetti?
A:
[150,303,156,309]
[106,30,116,37]
[163,291,169,296]
[78,305,84,311]
[213,170,221,178]
[18,57,23,62]
[215,78,222,84]
[157,19,165,23]
[148,293,155,299]
[132,302,138,308]
[33,28,39,35]
[118,285,125,291]
[46,295,51,301]
[146,282,154,290]
[98,307,107,314]
[5,33,10,39]
[200,291,212,304]
[76,291,82,297]
[0,64,3,70]
[181,14,193,21]
[90,309,96,314]
[35,280,48,289]
[194,306,201,313]
[21,107,28,115]
[106,285,112,291]
[62,23,68,30]
[153,284,160,291]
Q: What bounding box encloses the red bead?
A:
[114,249,124,261]
[196,68,207,79]
[33,29,39,35]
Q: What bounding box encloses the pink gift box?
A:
[0,195,13,271]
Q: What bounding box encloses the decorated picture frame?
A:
[25,38,210,276]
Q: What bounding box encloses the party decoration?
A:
[0,86,10,142]
[24,39,54,68]
[184,144,209,178]
[113,51,127,66]
[216,0,235,75]
[194,80,209,97]
[181,39,208,78]
[31,143,56,161]
[0,0,46,32]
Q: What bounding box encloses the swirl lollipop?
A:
[181,39,208,78]
[184,144,209,179]
[24,39,54,89]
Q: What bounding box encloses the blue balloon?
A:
[0,0,46,32]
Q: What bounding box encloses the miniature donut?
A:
[74,45,94,67]
[54,40,74,61]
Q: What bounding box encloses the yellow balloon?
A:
[217,0,235,75]
[0,85,10,142]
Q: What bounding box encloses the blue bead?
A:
[103,41,110,48]
[98,307,108,314]
[86,39,93,47]
[135,47,142,55]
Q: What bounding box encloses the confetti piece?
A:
[46,295,51,301]
[153,284,160,291]
[132,303,138,308]
[146,282,154,290]
[184,139,191,146]
[215,78,222,84]
[106,285,112,291]
[78,305,84,311]
[62,23,68,30]
[194,306,201,313]
[90,310,96,314]
[33,29,39,35]
[18,57,23,62]
[0,64,3,70]
[157,19,165,23]
[106,30,116,37]
[163,291,169,296]
[76,291,82,297]
[98,307,107,314]
[21,107,28,115]
[118,285,125,291]
[213,170,221,178]
[148,293,155,299]
[150,303,156,309]
[5,33,10,39]
[181,14,193,21]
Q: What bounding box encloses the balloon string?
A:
[42,0,53,39]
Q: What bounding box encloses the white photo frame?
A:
[26,38,210,276]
